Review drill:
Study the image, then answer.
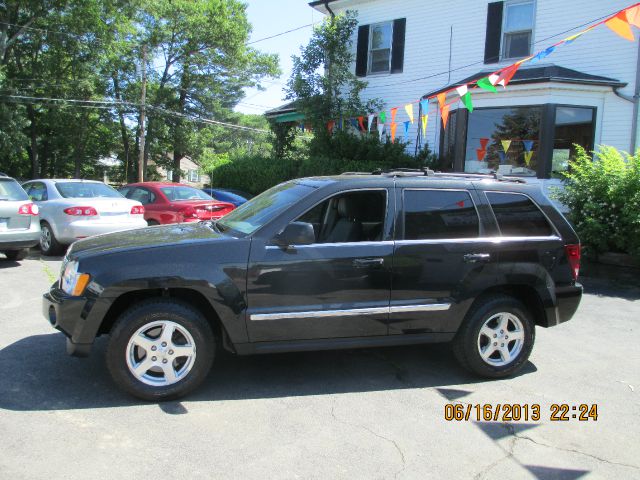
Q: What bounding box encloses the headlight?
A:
[60,260,91,296]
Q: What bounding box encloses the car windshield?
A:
[161,186,213,201]
[0,178,29,201]
[216,181,317,235]
[55,182,122,198]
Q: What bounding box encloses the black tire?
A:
[4,249,28,261]
[147,219,159,226]
[40,221,63,256]
[106,298,215,401]
[452,295,535,378]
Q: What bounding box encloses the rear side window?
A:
[0,178,29,201]
[486,192,553,236]
[403,189,479,240]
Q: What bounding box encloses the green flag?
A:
[476,77,497,93]
[461,92,473,112]
[379,111,386,123]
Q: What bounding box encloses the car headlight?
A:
[60,260,91,296]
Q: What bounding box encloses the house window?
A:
[369,22,393,74]
[502,1,534,59]
[188,169,199,182]
[464,106,542,177]
[551,107,595,178]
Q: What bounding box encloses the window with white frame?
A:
[368,22,393,74]
[188,169,199,183]
[502,1,534,59]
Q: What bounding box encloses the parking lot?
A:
[0,252,639,479]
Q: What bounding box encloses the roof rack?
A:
[339,168,527,183]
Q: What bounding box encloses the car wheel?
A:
[452,295,535,378]
[106,299,215,401]
[147,219,159,226]
[40,221,63,256]
[4,249,28,261]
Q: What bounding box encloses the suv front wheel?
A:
[106,299,215,400]
[453,295,535,378]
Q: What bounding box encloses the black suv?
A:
[43,172,582,400]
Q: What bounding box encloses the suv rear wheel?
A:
[106,299,215,400]
[453,295,535,378]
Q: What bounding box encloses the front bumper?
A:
[56,218,147,244]
[42,284,111,356]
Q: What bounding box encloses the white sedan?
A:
[21,179,147,255]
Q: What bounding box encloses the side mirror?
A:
[273,221,316,249]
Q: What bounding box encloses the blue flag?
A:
[522,140,534,152]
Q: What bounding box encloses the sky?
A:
[235,0,321,115]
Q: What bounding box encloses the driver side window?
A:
[295,190,387,244]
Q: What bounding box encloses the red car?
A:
[119,182,235,225]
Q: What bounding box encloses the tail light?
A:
[180,206,198,219]
[64,206,98,216]
[564,244,581,280]
[130,205,145,215]
[18,203,39,215]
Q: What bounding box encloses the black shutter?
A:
[484,1,503,64]
[355,25,369,77]
[391,18,406,74]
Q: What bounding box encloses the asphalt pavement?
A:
[0,251,639,479]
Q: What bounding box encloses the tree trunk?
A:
[112,75,131,182]
[73,112,89,178]
[26,105,39,179]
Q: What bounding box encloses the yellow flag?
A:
[501,140,512,153]
[524,151,533,166]
[421,114,428,136]
[405,103,414,123]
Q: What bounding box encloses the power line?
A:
[247,23,314,45]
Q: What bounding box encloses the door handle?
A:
[463,253,491,263]
[352,258,385,268]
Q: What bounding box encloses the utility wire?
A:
[247,23,314,45]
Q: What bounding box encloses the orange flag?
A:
[476,149,487,162]
[440,104,450,129]
[390,107,398,124]
[496,63,519,87]
[437,92,446,109]
[390,123,398,141]
[626,5,640,28]
[606,12,635,41]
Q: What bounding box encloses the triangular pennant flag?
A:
[461,93,473,112]
[523,151,534,167]
[480,138,489,150]
[488,74,499,85]
[379,111,386,123]
[377,123,385,140]
[522,140,534,152]
[456,85,468,97]
[626,5,640,28]
[367,114,375,132]
[605,12,635,41]
[496,64,519,87]
[498,151,506,163]
[357,116,365,132]
[476,148,487,162]
[501,140,512,153]
[390,107,398,124]
[404,103,414,123]
[349,118,359,130]
[440,104,450,129]
[477,77,497,93]
[390,122,397,142]
[327,120,335,133]
[403,121,410,142]
[421,114,428,137]
[437,93,446,109]
[563,26,592,44]
[530,45,555,63]
[420,99,429,114]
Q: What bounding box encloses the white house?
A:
[303,0,638,186]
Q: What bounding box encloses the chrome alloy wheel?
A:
[40,225,52,251]
[477,312,525,366]
[126,320,196,386]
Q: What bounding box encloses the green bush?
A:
[208,154,297,195]
[558,145,640,259]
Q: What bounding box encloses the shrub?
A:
[208,154,297,195]
[558,145,640,259]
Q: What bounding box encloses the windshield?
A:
[216,181,316,235]
[55,182,122,198]
[160,186,213,201]
[0,178,29,201]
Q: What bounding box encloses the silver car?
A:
[22,179,147,256]
[0,174,41,261]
